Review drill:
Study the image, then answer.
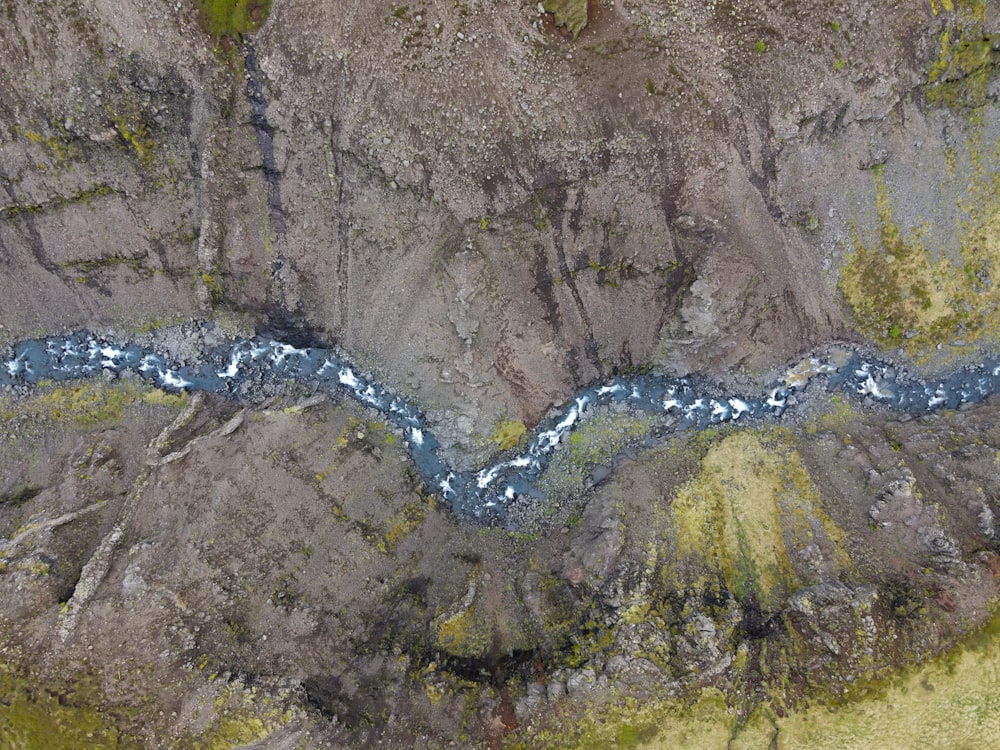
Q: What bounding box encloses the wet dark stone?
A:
[3,329,999,526]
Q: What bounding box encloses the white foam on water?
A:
[475,452,540,490]
[684,398,706,419]
[5,354,29,375]
[533,406,581,454]
[710,399,729,419]
[766,388,786,409]
[439,472,455,497]
[160,369,192,389]
[597,383,625,396]
[928,384,947,408]
[338,368,361,389]
[217,350,246,378]
[858,375,892,400]
[270,342,307,364]
[533,407,578,453]
[476,464,501,489]
[15,333,1000,520]
[728,398,750,418]
[139,355,159,375]
[556,406,580,432]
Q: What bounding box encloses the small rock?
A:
[547,679,566,701]
[589,464,611,484]
[566,668,596,695]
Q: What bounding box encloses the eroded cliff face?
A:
[3,0,996,455]
[4,381,1000,748]
[2,0,1000,747]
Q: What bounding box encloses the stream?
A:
[3,331,999,522]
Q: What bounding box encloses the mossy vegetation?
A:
[112,115,157,164]
[379,496,433,554]
[0,184,116,222]
[805,393,856,435]
[490,419,527,451]
[0,381,186,429]
[928,0,989,21]
[666,429,848,609]
[15,125,80,168]
[0,663,139,749]
[839,161,1000,355]
[332,415,397,452]
[542,0,588,39]
[926,24,997,109]
[506,689,730,749]
[433,572,493,659]
[123,312,189,336]
[839,0,998,354]
[200,271,225,306]
[511,607,1000,748]
[539,412,656,501]
[195,0,272,41]
[192,716,271,750]
[172,678,298,749]
[737,608,1000,749]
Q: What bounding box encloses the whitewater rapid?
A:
[3,331,998,521]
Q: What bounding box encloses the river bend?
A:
[3,332,999,522]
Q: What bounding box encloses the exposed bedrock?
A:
[3,1,996,463]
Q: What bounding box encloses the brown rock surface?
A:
[2,0,1000,746]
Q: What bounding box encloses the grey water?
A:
[4,331,1000,522]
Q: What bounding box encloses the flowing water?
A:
[3,331,999,522]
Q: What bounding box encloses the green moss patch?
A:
[734,611,1000,749]
[195,0,271,41]
[509,608,1000,748]
[543,0,588,38]
[539,411,656,501]
[0,184,117,222]
[506,689,732,749]
[0,381,186,428]
[667,429,847,609]
[490,419,527,451]
[839,162,1000,355]
[926,25,998,110]
[433,570,493,659]
[0,664,138,749]
[841,2,999,354]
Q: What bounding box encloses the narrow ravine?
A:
[243,42,286,238]
[3,330,999,523]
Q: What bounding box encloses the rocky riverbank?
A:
[2,0,1000,746]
